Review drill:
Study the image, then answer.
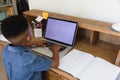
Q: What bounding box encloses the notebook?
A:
[58,49,120,80]
[32,17,78,58]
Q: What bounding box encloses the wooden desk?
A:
[23,9,120,45]
[115,50,120,66]
[23,9,120,80]
[43,68,78,80]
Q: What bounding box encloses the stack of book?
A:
[0,0,11,5]
[0,11,6,21]
[6,6,14,16]
[0,0,14,21]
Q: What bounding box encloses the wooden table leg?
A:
[90,31,99,46]
[115,50,120,66]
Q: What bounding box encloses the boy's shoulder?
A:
[2,44,33,56]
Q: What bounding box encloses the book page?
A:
[58,49,94,77]
[76,57,120,80]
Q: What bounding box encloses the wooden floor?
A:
[0,36,120,80]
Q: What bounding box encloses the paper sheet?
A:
[42,12,48,19]
[58,49,94,77]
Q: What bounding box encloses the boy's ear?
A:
[28,26,34,38]
[26,36,31,42]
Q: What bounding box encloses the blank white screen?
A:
[45,18,77,45]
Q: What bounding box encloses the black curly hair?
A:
[1,15,29,39]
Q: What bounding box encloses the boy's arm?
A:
[26,38,46,47]
[27,38,60,67]
[50,45,61,68]
[51,50,59,68]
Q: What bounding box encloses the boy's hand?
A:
[37,40,46,47]
[49,45,61,53]
[33,38,46,47]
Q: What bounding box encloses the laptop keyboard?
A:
[46,42,54,47]
[45,42,66,52]
[59,46,66,52]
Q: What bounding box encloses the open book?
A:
[58,49,120,80]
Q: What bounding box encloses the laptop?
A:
[32,17,78,58]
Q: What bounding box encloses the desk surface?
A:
[23,9,120,37]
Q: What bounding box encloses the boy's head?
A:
[1,15,33,46]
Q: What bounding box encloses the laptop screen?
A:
[44,17,78,46]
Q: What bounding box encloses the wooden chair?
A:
[0,44,8,80]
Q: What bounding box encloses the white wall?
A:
[29,0,120,23]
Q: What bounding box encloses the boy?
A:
[1,15,61,80]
